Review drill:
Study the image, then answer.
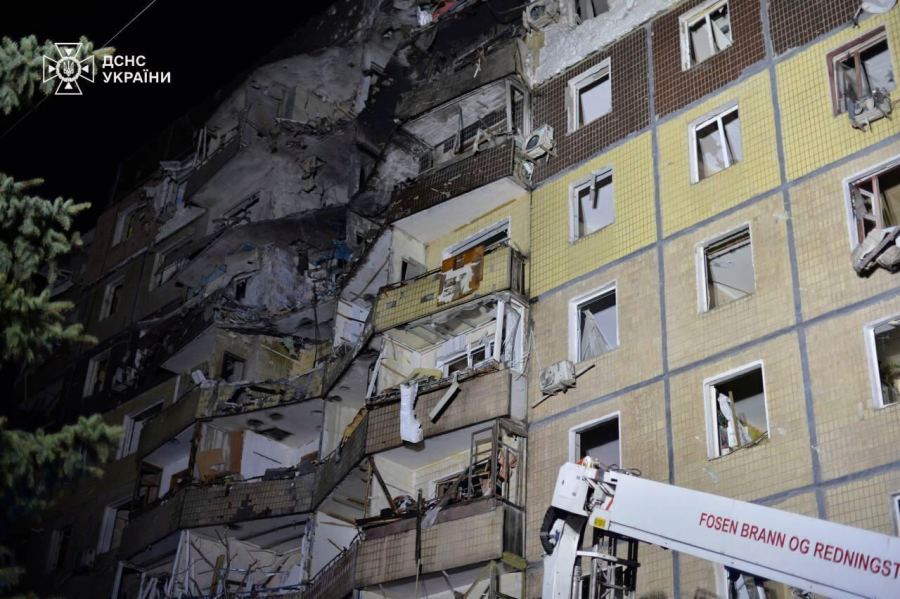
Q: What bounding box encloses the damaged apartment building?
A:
[15,0,900,598]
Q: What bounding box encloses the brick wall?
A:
[769,0,858,55]
[532,28,649,183]
[652,0,766,118]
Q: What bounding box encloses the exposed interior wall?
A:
[309,512,359,578]
[424,193,530,269]
[388,227,427,284]
[240,430,307,479]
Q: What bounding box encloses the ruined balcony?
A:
[373,243,527,333]
[366,366,513,454]
[355,419,526,591]
[135,387,201,458]
[118,408,368,560]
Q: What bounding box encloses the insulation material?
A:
[399,381,423,443]
[437,246,484,305]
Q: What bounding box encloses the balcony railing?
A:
[390,139,520,222]
[119,409,369,559]
[373,244,527,333]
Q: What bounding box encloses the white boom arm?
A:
[542,462,900,599]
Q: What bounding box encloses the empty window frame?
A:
[679,0,732,70]
[400,258,426,281]
[690,105,742,182]
[117,401,164,459]
[570,285,618,362]
[865,316,900,408]
[112,204,140,245]
[506,80,530,137]
[570,414,620,467]
[847,161,900,245]
[444,219,510,258]
[82,350,111,398]
[45,525,72,572]
[439,343,492,376]
[570,170,614,240]
[567,60,611,131]
[828,27,896,115]
[704,363,768,458]
[697,226,755,311]
[571,0,609,24]
[150,242,190,290]
[100,278,124,320]
[97,498,132,554]
[221,352,246,382]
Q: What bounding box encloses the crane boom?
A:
[542,462,900,598]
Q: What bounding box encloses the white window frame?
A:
[444,218,511,259]
[112,204,139,246]
[828,27,895,115]
[842,155,900,250]
[82,349,111,398]
[116,401,164,459]
[569,168,615,242]
[567,58,612,132]
[703,360,768,458]
[694,223,755,312]
[505,79,531,137]
[568,412,621,463]
[97,497,131,554]
[892,493,900,535]
[679,0,732,71]
[568,281,619,363]
[689,103,740,184]
[100,277,125,320]
[863,314,900,409]
[436,341,494,376]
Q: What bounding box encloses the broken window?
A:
[574,416,620,467]
[45,524,72,573]
[871,319,900,407]
[440,343,492,376]
[700,227,754,310]
[400,258,426,281]
[100,279,124,320]
[507,81,529,136]
[574,288,618,362]
[234,276,249,301]
[706,365,767,457]
[97,498,132,554]
[680,0,732,70]
[82,350,111,398]
[151,242,190,290]
[849,163,900,245]
[568,61,611,131]
[118,402,164,458]
[445,219,510,258]
[221,352,246,382]
[572,0,609,24]
[691,106,742,182]
[572,170,614,240]
[112,204,140,245]
[829,28,896,115]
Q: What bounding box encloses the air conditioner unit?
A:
[540,360,576,395]
[523,125,554,160]
[524,0,560,29]
[848,88,893,130]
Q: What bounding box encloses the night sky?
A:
[0,0,333,224]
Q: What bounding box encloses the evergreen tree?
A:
[0,36,120,596]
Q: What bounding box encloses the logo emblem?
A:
[42,43,95,95]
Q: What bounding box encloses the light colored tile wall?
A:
[664,192,796,370]
[657,71,781,237]
[529,250,662,422]
[669,333,814,500]
[777,12,900,181]
[826,470,900,535]
[805,295,900,481]
[530,133,656,297]
[791,140,900,320]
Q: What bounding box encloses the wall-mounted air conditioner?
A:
[848,88,893,130]
[540,359,576,395]
[523,124,554,160]
[524,0,560,30]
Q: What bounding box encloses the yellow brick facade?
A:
[778,13,900,181]
[657,71,781,237]
[530,133,656,297]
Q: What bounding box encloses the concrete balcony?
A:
[355,498,524,588]
[119,409,368,560]
[366,367,512,454]
[390,139,523,223]
[136,388,201,457]
[373,244,527,333]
